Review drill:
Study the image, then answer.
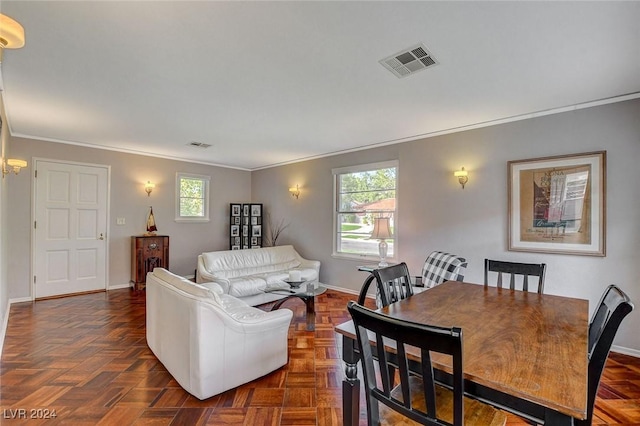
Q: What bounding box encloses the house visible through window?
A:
[332,161,397,261]
[176,173,210,222]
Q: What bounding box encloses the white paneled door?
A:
[34,160,109,298]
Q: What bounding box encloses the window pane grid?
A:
[334,164,397,258]
[176,173,209,221]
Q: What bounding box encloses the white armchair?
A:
[146,268,293,400]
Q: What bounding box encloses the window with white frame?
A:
[333,160,397,260]
[175,173,210,222]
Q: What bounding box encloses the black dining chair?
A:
[484,259,546,293]
[575,284,634,426]
[372,262,414,308]
[347,301,507,426]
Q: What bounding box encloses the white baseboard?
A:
[611,345,640,358]
[0,300,10,356]
[108,283,131,290]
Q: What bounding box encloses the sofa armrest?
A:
[293,250,321,274]
[196,255,231,293]
[221,307,293,334]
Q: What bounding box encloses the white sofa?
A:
[196,245,320,306]
[146,268,293,400]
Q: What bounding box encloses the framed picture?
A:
[251,237,258,245]
[251,204,262,217]
[243,217,249,225]
[243,204,250,217]
[251,216,258,225]
[231,204,241,217]
[231,245,240,250]
[508,151,606,256]
[252,225,262,237]
[234,216,240,225]
[230,225,239,237]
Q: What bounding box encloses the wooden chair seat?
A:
[379,376,507,426]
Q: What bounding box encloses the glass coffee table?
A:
[267,281,326,331]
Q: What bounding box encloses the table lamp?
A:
[370,217,392,267]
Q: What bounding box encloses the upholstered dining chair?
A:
[484,259,546,293]
[575,284,634,426]
[371,262,414,308]
[421,251,468,288]
[347,301,507,426]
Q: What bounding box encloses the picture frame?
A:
[252,225,262,237]
[251,204,262,217]
[243,204,250,217]
[231,204,241,217]
[508,151,606,256]
[230,225,239,237]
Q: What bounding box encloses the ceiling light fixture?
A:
[0,13,25,61]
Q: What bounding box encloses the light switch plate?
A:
[116,217,126,225]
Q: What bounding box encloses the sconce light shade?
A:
[454,167,469,189]
[0,14,25,50]
[145,181,155,196]
[2,158,28,177]
[370,217,393,267]
[289,184,300,199]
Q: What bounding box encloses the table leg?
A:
[305,295,315,331]
[545,409,575,425]
[342,335,360,426]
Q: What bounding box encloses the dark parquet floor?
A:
[1,288,639,425]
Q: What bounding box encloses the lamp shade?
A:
[370,217,392,240]
[7,159,27,168]
[0,14,25,49]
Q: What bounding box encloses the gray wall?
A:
[2,99,639,353]
[5,137,251,298]
[253,99,640,353]
[0,98,9,331]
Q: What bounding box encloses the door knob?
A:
[99,233,105,240]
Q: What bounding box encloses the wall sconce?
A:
[454,167,469,189]
[289,184,300,199]
[2,158,28,178]
[144,181,155,196]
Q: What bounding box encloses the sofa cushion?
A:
[152,268,221,303]
[227,276,268,298]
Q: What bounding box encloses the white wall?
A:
[253,99,640,353]
[0,96,9,344]
[5,137,251,299]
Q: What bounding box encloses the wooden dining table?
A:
[335,281,589,425]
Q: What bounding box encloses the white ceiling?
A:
[1,1,639,170]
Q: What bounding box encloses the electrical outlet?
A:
[116,217,126,225]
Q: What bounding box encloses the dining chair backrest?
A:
[484,259,546,293]
[372,262,413,308]
[347,301,506,426]
[421,251,467,288]
[576,285,634,426]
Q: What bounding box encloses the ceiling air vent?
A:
[379,43,438,78]
[188,141,211,148]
